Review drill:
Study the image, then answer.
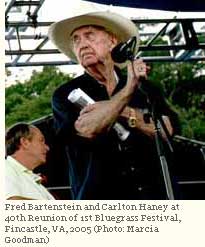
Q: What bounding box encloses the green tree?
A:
[6,66,72,127]
[149,62,205,140]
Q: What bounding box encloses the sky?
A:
[5,0,205,86]
[40,0,205,21]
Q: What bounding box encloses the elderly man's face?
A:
[71,26,117,68]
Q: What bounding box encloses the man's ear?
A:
[19,137,30,149]
[109,34,118,51]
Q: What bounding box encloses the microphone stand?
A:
[129,51,175,200]
[112,37,175,199]
[144,93,175,200]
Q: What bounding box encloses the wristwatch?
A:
[128,108,137,128]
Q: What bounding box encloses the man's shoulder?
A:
[53,73,90,94]
[5,157,20,178]
[53,73,97,100]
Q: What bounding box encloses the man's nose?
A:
[45,144,50,152]
[77,36,90,49]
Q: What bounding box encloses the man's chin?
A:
[81,58,97,67]
[39,157,46,165]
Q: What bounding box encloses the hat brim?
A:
[48,11,140,68]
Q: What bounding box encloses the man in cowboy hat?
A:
[48,11,179,199]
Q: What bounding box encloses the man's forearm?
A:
[109,80,138,120]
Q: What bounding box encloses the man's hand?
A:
[126,59,149,93]
[74,101,118,138]
[121,107,173,139]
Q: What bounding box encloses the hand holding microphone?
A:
[111,36,149,90]
[111,36,149,75]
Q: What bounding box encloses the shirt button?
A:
[138,186,143,191]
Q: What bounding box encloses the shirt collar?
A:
[6,156,42,183]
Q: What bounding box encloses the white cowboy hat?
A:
[48,11,140,67]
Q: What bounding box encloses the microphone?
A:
[111,36,137,63]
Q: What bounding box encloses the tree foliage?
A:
[149,61,205,140]
[6,66,72,127]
